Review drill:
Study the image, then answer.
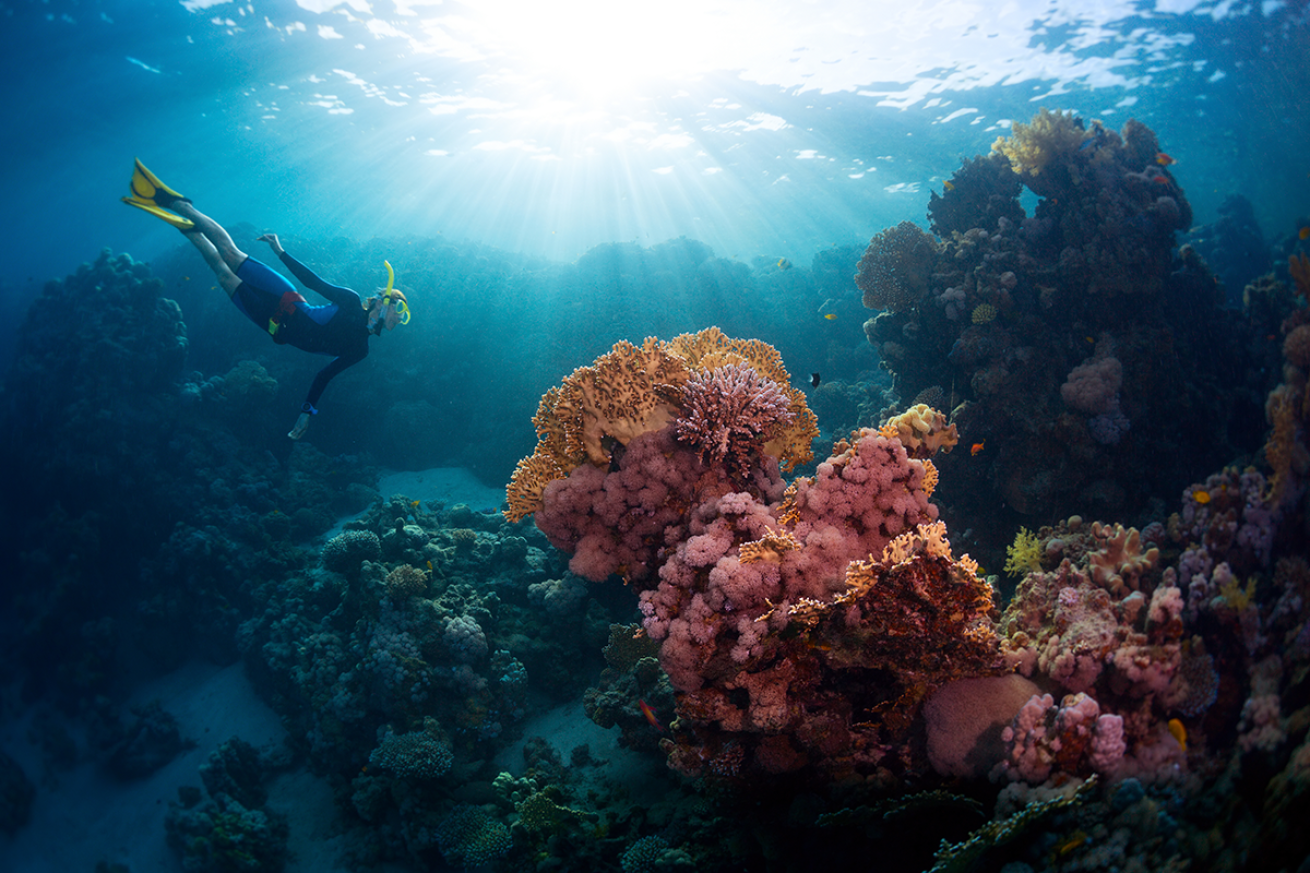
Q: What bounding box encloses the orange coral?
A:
[505,329,820,521]
[785,521,1003,735]
[1284,324,1310,371]
[882,404,960,459]
[739,529,801,564]
[1264,382,1310,505]
[503,337,689,522]
[921,458,939,498]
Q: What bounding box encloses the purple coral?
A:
[674,362,795,476]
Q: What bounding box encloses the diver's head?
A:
[366,287,409,334]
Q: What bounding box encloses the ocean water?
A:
[0,1,1308,872]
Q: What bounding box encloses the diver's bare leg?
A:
[170,202,249,274]
[181,229,242,298]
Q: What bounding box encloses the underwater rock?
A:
[0,750,36,834]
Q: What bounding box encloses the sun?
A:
[460,0,731,101]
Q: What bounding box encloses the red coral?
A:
[674,363,795,478]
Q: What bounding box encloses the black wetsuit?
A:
[230,253,370,412]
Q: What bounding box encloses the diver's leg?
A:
[170,202,249,273]
[182,230,241,297]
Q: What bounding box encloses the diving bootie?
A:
[126,158,189,207]
[122,158,195,230]
[121,196,196,231]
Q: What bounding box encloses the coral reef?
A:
[858,109,1262,549]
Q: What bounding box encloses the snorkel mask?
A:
[367,260,411,326]
[382,261,411,325]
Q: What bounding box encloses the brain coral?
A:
[855,221,941,313]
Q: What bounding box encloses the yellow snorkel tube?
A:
[380,260,411,325]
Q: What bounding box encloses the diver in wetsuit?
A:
[121,159,409,440]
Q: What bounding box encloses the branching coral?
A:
[675,362,795,477]
[1005,527,1043,578]
[855,221,941,313]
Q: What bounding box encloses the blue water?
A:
[1,1,1309,871]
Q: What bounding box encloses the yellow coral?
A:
[971,303,997,325]
[739,529,801,564]
[883,404,960,459]
[1004,527,1043,578]
[991,107,1090,177]
[921,458,939,498]
[1217,574,1258,612]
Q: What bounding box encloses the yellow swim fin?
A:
[121,196,196,231]
[127,158,188,207]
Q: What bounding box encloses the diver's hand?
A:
[258,233,285,256]
[288,412,311,440]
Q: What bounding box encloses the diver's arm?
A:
[288,348,368,439]
[277,251,363,309]
[257,233,285,256]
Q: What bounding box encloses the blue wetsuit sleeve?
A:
[279,251,363,309]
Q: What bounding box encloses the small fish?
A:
[811,372,821,388]
[639,699,666,732]
[823,313,838,320]
[426,560,433,571]
[971,441,985,456]
[1085,336,1095,344]
[942,179,955,192]
[1299,226,1310,241]
[776,258,792,271]
[1155,152,1177,166]
[1168,717,1187,752]
[1193,489,1211,505]
[1153,175,1171,185]
[1050,831,1087,861]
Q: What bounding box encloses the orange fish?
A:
[1168,718,1187,752]
[971,441,985,456]
[823,313,838,320]
[638,699,665,732]
[1153,175,1171,185]
[1193,489,1211,505]
[1299,226,1310,241]
[1155,152,1176,165]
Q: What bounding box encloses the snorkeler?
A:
[121,159,410,440]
